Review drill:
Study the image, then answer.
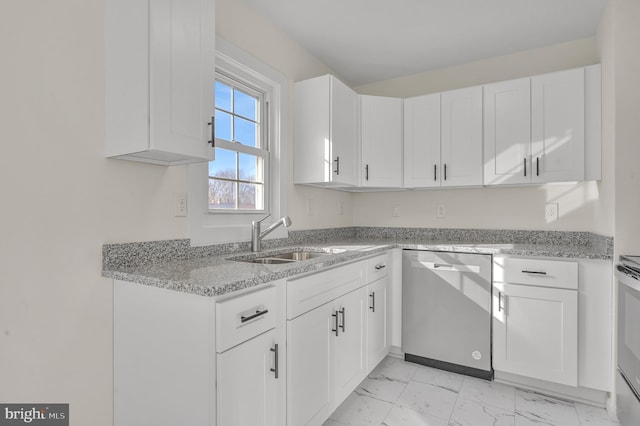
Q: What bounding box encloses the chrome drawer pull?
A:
[522,270,547,275]
[339,308,346,332]
[369,292,376,312]
[240,309,268,323]
[332,311,339,336]
[375,264,386,270]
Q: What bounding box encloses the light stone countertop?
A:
[102,234,613,298]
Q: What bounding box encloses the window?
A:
[188,37,288,246]
[209,75,268,212]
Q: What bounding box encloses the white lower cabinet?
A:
[333,288,367,404]
[215,283,285,426]
[367,276,389,371]
[492,255,613,398]
[287,302,334,426]
[493,282,578,386]
[217,329,278,426]
[286,253,391,426]
[287,288,367,426]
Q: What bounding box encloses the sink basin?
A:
[231,250,333,264]
[246,258,296,264]
[269,251,330,261]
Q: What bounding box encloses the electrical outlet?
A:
[545,203,559,222]
[437,204,446,218]
[392,205,400,217]
[175,193,187,217]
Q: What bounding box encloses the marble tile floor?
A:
[323,356,620,426]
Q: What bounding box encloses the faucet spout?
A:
[251,216,292,252]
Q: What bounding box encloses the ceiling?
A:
[244,0,607,87]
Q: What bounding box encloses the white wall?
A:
[351,38,615,236]
[609,0,640,256]
[215,0,355,230]
[0,0,342,424]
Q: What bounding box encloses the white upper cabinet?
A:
[531,67,585,183]
[361,95,403,187]
[404,87,483,188]
[294,75,360,187]
[105,0,215,165]
[484,78,532,185]
[403,93,441,188]
[441,86,484,187]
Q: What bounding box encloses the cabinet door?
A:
[331,77,361,186]
[483,78,531,185]
[217,329,278,426]
[493,283,578,386]
[531,68,585,183]
[287,302,334,426]
[441,86,483,187]
[361,95,403,187]
[294,75,359,186]
[334,288,367,404]
[367,277,389,371]
[403,94,441,188]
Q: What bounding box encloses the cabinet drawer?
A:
[365,252,390,282]
[494,257,578,290]
[216,285,276,353]
[287,261,364,319]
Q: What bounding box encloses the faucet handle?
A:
[253,213,271,225]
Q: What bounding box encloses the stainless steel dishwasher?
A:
[402,250,493,380]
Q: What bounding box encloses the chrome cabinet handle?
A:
[498,292,504,312]
[365,164,369,181]
[375,264,386,270]
[339,308,346,332]
[207,116,215,147]
[434,164,437,181]
[332,311,339,336]
[270,344,279,379]
[334,156,340,175]
[536,157,540,176]
[240,309,268,323]
[369,292,375,312]
[524,158,527,177]
[444,163,447,181]
[522,270,547,275]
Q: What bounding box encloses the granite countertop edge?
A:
[102,238,612,298]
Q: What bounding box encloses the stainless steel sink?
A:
[231,250,333,264]
[246,258,296,264]
[269,251,330,261]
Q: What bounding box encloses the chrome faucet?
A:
[251,214,292,252]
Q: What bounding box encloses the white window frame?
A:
[188,37,288,246]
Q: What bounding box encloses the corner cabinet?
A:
[294,75,360,187]
[105,0,215,165]
[360,95,403,187]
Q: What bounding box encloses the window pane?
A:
[239,183,263,210]
[215,81,232,112]
[234,116,258,147]
[209,148,237,179]
[215,110,233,141]
[234,89,257,121]
[239,153,262,183]
[209,179,237,209]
